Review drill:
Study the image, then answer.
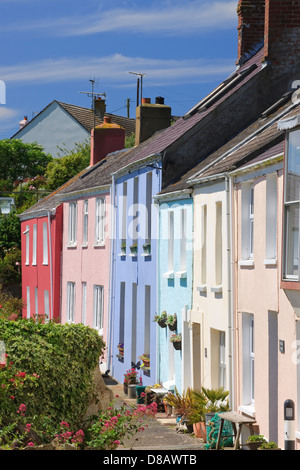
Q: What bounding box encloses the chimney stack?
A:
[264,0,300,72]
[90,115,125,166]
[237,0,265,64]
[135,97,171,146]
[94,97,106,120]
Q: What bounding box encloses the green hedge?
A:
[0,319,105,426]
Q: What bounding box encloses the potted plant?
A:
[129,242,138,255]
[123,368,138,395]
[170,333,182,350]
[163,387,194,423]
[139,353,150,369]
[154,311,168,328]
[117,342,124,358]
[246,434,267,450]
[142,242,151,255]
[187,387,230,443]
[258,441,281,450]
[120,241,126,255]
[166,313,177,331]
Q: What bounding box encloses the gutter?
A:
[112,153,162,179]
[225,176,235,410]
[107,174,116,376]
[47,210,55,321]
[187,99,299,185]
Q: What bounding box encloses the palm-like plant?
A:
[187,387,230,424]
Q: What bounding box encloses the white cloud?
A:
[2,1,237,36]
[0,54,235,87]
[0,107,20,131]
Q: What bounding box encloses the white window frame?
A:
[26,286,30,319]
[265,174,277,264]
[95,198,105,245]
[81,282,87,325]
[68,203,77,246]
[168,210,174,273]
[24,225,29,265]
[44,290,50,322]
[67,281,75,323]
[35,287,38,318]
[219,331,226,389]
[283,129,300,280]
[82,200,88,246]
[242,313,255,408]
[93,285,104,333]
[42,222,48,265]
[240,183,255,264]
[32,224,37,265]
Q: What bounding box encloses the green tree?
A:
[45,141,90,191]
[0,211,21,258]
[0,139,52,183]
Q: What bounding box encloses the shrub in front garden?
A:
[0,319,105,428]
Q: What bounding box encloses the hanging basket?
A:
[168,322,177,331]
[172,341,182,350]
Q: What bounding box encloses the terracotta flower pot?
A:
[193,421,207,442]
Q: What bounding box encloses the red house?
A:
[20,193,64,321]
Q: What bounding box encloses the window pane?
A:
[286,130,300,202]
[284,203,299,278]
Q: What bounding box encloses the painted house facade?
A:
[111,157,161,386]
[20,194,64,321]
[155,190,193,394]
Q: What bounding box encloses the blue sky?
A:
[0,0,239,141]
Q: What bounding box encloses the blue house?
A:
[110,156,162,386]
[154,190,193,394]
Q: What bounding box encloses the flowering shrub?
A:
[54,421,85,448]
[0,356,40,421]
[86,401,157,450]
[123,368,138,384]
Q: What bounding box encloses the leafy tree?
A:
[45,141,90,191]
[0,211,21,258]
[0,139,52,183]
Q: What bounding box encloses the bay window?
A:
[283,128,300,280]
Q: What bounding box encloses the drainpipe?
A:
[225,175,235,410]
[47,210,54,321]
[107,174,116,375]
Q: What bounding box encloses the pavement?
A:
[103,375,206,451]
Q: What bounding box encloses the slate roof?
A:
[11,101,136,139]
[109,47,266,171]
[20,46,273,218]
[157,96,300,195]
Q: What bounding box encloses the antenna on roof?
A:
[128,71,146,107]
[79,79,107,161]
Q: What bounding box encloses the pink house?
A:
[57,117,126,372]
[20,115,126,364]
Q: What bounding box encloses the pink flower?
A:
[113,440,120,446]
[27,442,34,447]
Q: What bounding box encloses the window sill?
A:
[93,242,105,248]
[81,244,88,249]
[141,253,151,257]
[211,285,222,293]
[197,284,207,293]
[42,262,48,266]
[175,270,187,279]
[238,404,256,418]
[264,258,277,266]
[239,259,254,267]
[163,271,175,279]
[118,253,126,257]
[66,244,77,249]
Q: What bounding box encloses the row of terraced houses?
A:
[19,0,300,449]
